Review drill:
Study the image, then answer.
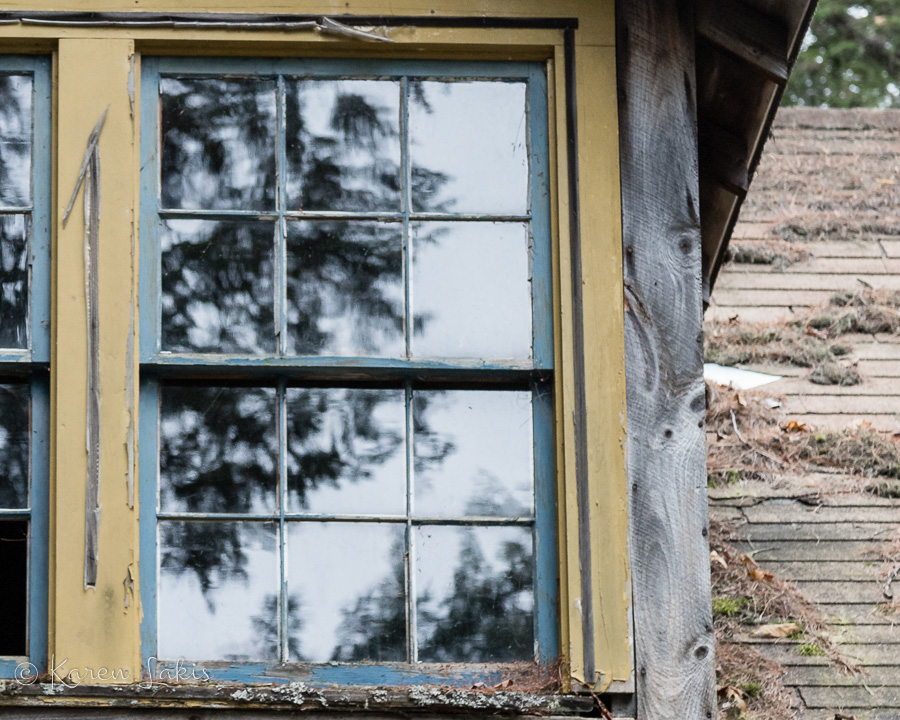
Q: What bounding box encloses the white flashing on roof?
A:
[703,363,781,390]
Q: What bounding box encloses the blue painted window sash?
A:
[139,57,556,685]
[0,54,51,678]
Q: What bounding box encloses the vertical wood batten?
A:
[54,37,141,679]
[575,41,632,694]
[616,1,716,718]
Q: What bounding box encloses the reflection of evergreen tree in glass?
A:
[160,521,268,602]
[332,531,533,664]
[286,389,413,508]
[0,385,28,508]
[160,79,452,356]
[158,78,477,663]
[0,76,31,349]
[418,533,533,663]
[160,387,455,605]
[161,78,276,209]
[0,75,31,206]
[251,593,304,661]
[285,87,398,211]
[330,535,409,663]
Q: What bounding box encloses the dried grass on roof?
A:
[724,239,812,269]
[738,110,900,242]
[706,384,900,487]
[705,288,899,386]
[710,520,854,720]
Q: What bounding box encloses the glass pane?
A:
[161,219,276,354]
[414,390,533,518]
[286,388,405,516]
[286,221,403,357]
[0,214,27,349]
[410,80,528,215]
[160,77,276,211]
[0,74,32,208]
[415,525,533,662]
[0,520,28,656]
[160,386,277,515]
[286,522,405,663]
[0,384,29,509]
[158,520,278,661]
[411,222,532,359]
[285,80,401,212]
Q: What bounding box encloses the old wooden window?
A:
[0,54,50,677]
[138,57,555,682]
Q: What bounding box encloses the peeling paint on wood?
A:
[125,227,135,509]
[10,13,394,42]
[122,567,134,609]
[63,107,109,590]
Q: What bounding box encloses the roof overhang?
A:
[696,0,818,299]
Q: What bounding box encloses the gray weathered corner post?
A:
[616,0,717,718]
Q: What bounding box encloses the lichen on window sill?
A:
[0,680,596,715]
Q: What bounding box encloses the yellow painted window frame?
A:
[0,0,630,694]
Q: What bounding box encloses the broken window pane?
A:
[158,520,279,661]
[0,520,28,656]
[410,80,528,215]
[415,525,533,662]
[0,74,32,208]
[160,77,276,211]
[286,221,404,357]
[161,219,276,355]
[285,80,401,213]
[0,214,27,349]
[286,522,405,662]
[414,390,533,519]
[411,222,532,359]
[286,387,405,516]
[0,383,29,509]
[159,385,278,515]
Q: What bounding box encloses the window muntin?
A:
[0,55,50,676]
[140,57,554,683]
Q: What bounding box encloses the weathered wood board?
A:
[618,0,716,717]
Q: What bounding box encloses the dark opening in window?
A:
[0,520,28,656]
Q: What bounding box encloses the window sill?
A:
[0,680,595,715]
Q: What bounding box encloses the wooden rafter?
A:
[697,0,790,85]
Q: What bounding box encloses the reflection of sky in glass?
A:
[410,81,528,215]
[160,219,276,355]
[159,521,278,661]
[159,386,277,515]
[0,74,32,208]
[286,388,406,515]
[161,77,276,211]
[286,221,404,357]
[0,384,29,509]
[415,390,533,518]
[416,525,533,662]
[287,522,405,662]
[0,214,28,349]
[412,222,532,359]
[286,80,401,212]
